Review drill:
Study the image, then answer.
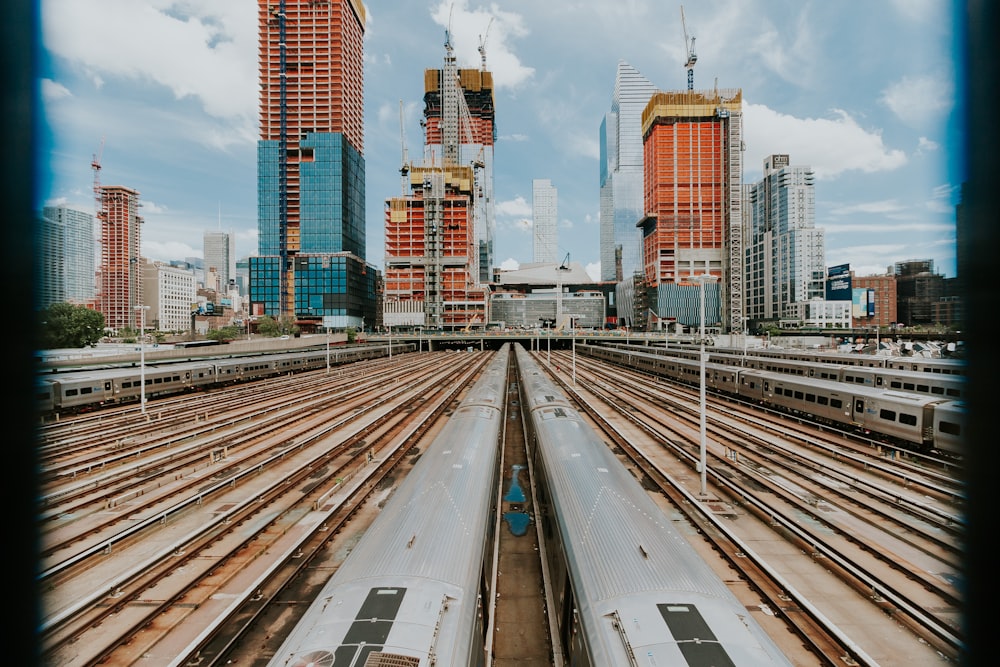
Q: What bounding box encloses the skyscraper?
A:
[420,35,497,284]
[532,179,557,264]
[600,61,656,283]
[744,155,824,327]
[638,88,743,331]
[204,230,236,292]
[382,33,495,330]
[250,0,377,329]
[39,205,96,309]
[97,185,143,331]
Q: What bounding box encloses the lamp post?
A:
[693,274,717,498]
[134,305,150,415]
[326,328,330,373]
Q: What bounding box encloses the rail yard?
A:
[37,342,965,666]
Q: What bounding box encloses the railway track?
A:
[546,349,963,663]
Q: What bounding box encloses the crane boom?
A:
[680,5,697,90]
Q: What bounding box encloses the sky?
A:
[38,0,964,281]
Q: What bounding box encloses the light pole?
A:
[326,328,330,373]
[134,305,150,415]
[693,275,717,498]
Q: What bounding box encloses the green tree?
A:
[207,326,242,342]
[256,315,299,337]
[346,327,357,343]
[38,303,105,349]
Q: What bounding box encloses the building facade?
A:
[853,272,898,329]
[384,167,486,329]
[894,259,946,327]
[39,205,96,309]
[532,178,558,263]
[250,0,377,329]
[600,61,657,284]
[744,155,824,331]
[637,88,743,331]
[204,230,236,293]
[141,259,197,332]
[97,185,143,332]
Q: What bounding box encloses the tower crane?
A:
[478,17,493,71]
[681,5,697,90]
[91,136,106,223]
[399,100,409,194]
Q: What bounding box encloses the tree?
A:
[38,303,105,349]
[255,315,299,337]
[207,326,241,342]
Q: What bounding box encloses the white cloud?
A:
[495,195,531,217]
[880,73,954,130]
[42,0,258,121]
[143,240,200,262]
[429,0,534,90]
[41,78,72,102]
[743,102,908,180]
[829,200,906,217]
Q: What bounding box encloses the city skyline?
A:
[39,1,962,281]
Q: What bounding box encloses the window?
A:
[879,409,896,421]
[899,413,917,426]
[939,421,961,436]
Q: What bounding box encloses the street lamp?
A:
[134,305,150,415]
[693,274,718,498]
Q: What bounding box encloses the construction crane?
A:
[680,5,697,90]
[399,100,409,194]
[91,136,106,223]
[478,17,493,71]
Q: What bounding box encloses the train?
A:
[36,343,416,415]
[599,342,965,399]
[515,344,794,665]
[579,343,965,456]
[266,344,510,667]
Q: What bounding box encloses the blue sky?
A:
[38,0,963,280]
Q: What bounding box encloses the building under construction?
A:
[383,32,496,330]
[98,185,143,332]
[637,88,743,332]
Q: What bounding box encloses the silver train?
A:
[580,343,964,456]
[515,344,794,666]
[600,342,965,400]
[267,344,510,667]
[37,343,415,414]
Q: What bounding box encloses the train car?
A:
[736,369,961,454]
[883,355,965,375]
[931,400,965,456]
[515,344,793,666]
[839,365,965,399]
[38,344,415,415]
[266,345,510,667]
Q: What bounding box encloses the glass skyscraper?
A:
[599,61,657,284]
[532,178,558,263]
[250,0,377,328]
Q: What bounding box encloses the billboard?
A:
[826,264,852,301]
[851,288,875,318]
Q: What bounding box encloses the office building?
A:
[39,205,96,309]
[250,0,378,329]
[637,88,743,331]
[532,179,557,264]
[744,155,825,330]
[97,185,143,332]
[600,61,657,283]
[204,230,236,293]
[141,259,197,332]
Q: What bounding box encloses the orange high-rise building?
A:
[98,185,143,332]
[384,166,486,329]
[382,36,494,330]
[638,89,743,331]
